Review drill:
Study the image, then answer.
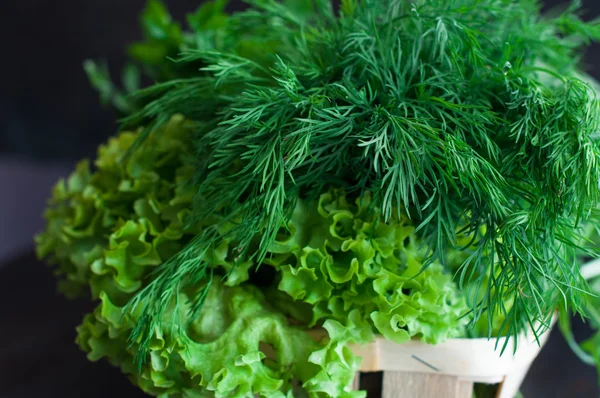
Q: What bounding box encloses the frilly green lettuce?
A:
[37,117,471,397]
[270,190,469,345]
[36,115,197,302]
[77,278,363,397]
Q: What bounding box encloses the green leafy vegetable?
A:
[78,279,364,398]
[38,115,471,396]
[36,115,197,301]
[272,189,469,344]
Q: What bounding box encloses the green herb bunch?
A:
[37,0,600,396]
[107,0,600,353]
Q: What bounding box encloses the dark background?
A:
[0,1,599,397]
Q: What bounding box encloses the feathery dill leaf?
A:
[120,0,600,361]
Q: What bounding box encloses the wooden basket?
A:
[348,322,554,398]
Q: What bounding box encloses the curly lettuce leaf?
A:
[77,278,363,398]
[272,190,470,345]
[36,115,197,301]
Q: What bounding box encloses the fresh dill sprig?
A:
[119,0,600,361]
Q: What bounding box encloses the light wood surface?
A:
[381,372,472,398]
[458,380,474,398]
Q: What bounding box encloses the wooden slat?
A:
[381,371,467,398]
[458,380,474,398]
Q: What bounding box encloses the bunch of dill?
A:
[107,0,600,360]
